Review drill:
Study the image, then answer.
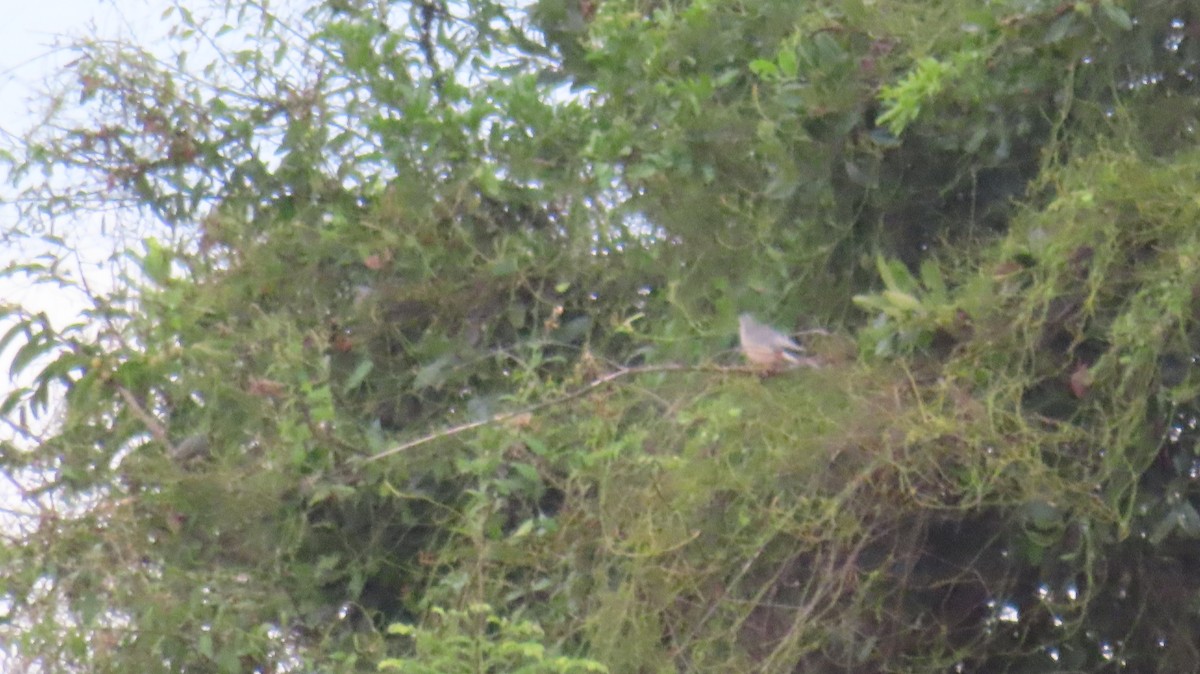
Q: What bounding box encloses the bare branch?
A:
[359,362,808,463]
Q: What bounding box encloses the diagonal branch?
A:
[359,363,781,463]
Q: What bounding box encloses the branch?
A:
[416,1,446,96]
[116,385,170,444]
[358,363,781,463]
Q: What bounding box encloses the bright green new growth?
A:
[381,604,608,673]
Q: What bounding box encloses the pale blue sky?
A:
[0,1,180,271]
[0,1,170,135]
[0,2,176,402]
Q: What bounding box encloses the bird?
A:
[738,313,809,370]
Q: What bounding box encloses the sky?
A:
[0,1,166,127]
[0,1,180,319]
[0,0,320,418]
[0,1,177,443]
[0,0,311,324]
[0,0,309,423]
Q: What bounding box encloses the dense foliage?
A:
[4,0,1200,671]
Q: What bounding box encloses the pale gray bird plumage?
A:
[738,313,805,368]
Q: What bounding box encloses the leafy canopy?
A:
[5,0,1200,672]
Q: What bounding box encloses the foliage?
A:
[380,603,608,673]
[4,0,1200,672]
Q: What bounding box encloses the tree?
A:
[4,0,1200,672]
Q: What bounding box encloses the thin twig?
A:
[359,363,771,463]
[116,385,169,445]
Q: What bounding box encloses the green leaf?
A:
[918,259,947,301]
[0,387,27,416]
[875,256,918,294]
[1043,13,1078,44]
[414,354,454,390]
[113,358,153,389]
[882,289,922,312]
[777,47,798,79]
[342,357,374,392]
[491,256,520,277]
[748,59,779,79]
[197,632,213,659]
[1098,1,1132,31]
[0,319,32,357]
[386,622,416,636]
[10,336,57,379]
[138,238,174,285]
[852,294,890,313]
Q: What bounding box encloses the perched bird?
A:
[738,313,808,370]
